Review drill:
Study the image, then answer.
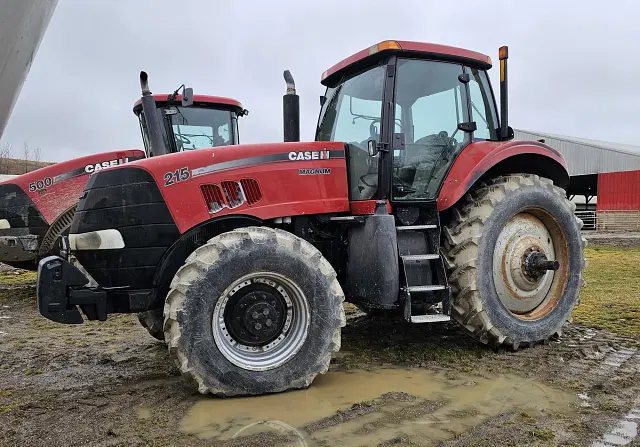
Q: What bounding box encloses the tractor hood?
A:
[86,141,350,234]
[0,149,144,225]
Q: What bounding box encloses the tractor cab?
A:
[316,41,504,205]
[133,77,247,158]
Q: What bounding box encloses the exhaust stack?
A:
[498,46,509,140]
[283,70,300,142]
[139,71,168,157]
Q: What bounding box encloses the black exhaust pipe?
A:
[283,70,300,142]
[498,46,509,140]
[139,71,168,157]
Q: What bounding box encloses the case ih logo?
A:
[84,158,129,173]
[288,150,330,161]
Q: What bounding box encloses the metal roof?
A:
[514,129,640,176]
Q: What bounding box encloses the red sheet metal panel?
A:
[597,170,640,210]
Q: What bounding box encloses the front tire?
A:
[443,175,586,349]
[164,227,345,396]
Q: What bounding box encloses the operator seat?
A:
[397,131,456,193]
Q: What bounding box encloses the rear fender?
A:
[437,140,569,211]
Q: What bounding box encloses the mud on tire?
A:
[443,174,586,349]
[163,227,345,397]
[137,309,165,341]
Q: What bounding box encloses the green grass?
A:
[0,271,37,285]
[0,403,18,414]
[529,428,555,441]
[574,247,640,337]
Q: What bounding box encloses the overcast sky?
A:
[1,0,639,162]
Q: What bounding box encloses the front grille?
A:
[72,167,179,289]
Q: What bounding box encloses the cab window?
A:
[468,68,499,141]
[392,59,468,201]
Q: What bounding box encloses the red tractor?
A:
[37,41,585,397]
[1,83,246,271]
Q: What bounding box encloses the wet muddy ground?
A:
[1,245,639,447]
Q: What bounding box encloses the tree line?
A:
[0,142,44,175]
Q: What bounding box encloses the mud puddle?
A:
[177,368,577,446]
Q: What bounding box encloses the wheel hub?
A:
[212,273,310,371]
[493,213,557,315]
[234,291,285,344]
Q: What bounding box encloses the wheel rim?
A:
[212,272,310,371]
[492,210,569,320]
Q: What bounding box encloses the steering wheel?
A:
[175,134,192,145]
[414,131,457,150]
[369,119,380,139]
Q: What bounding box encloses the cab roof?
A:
[133,94,243,114]
[321,40,492,86]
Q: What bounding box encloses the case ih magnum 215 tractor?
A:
[37,41,585,397]
[0,84,246,271]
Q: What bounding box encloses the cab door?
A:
[389,58,470,204]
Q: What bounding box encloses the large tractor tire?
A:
[443,174,586,349]
[163,227,345,397]
[137,309,165,341]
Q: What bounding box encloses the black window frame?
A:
[315,58,394,201]
[159,104,238,152]
[314,54,501,205]
[465,67,500,142]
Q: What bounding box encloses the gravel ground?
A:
[583,231,640,249]
[1,247,639,447]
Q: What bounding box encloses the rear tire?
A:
[137,309,165,341]
[443,174,586,349]
[164,227,345,396]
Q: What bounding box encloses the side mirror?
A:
[367,140,378,157]
[457,122,477,132]
[182,87,194,107]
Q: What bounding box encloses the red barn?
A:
[515,130,640,232]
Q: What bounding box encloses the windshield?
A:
[164,106,236,151]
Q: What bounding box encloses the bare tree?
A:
[0,142,12,174]
[23,142,30,173]
[32,147,42,170]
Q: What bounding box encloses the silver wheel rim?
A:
[212,272,310,371]
[493,212,556,315]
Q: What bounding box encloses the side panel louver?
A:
[201,179,262,214]
[200,184,225,214]
[221,181,245,209]
[240,178,262,205]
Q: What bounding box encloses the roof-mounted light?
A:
[368,40,401,55]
